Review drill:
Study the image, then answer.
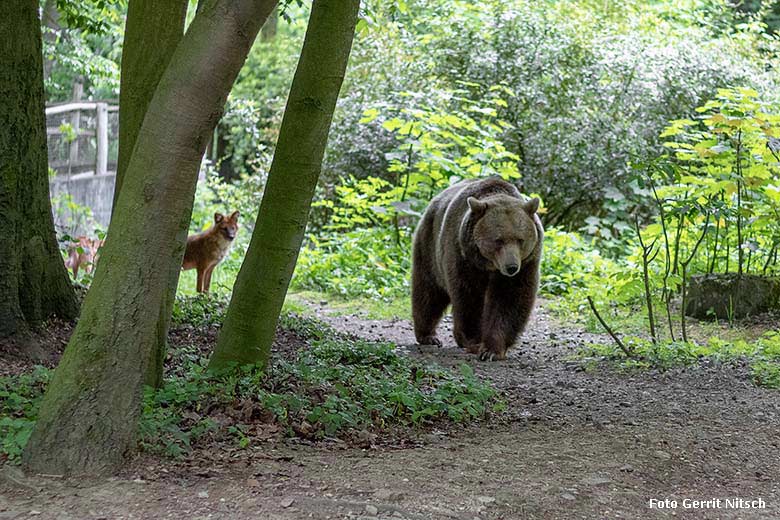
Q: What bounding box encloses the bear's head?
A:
[467,194,540,277]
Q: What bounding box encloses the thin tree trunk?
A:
[114,0,188,208]
[210,0,361,370]
[261,5,279,41]
[23,0,277,477]
[115,0,188,388]
[41,0,61,82]
[0,0,78,343]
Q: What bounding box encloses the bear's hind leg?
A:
[412,271,449,346]
[451,281,486,353]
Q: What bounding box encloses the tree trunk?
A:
[0,0,78,343]
[210,0,360,371]
[114,0,188,208]
[115,0,188,388]
[22,0,277,477]
[41,0,61,82]
[261,5,279,41]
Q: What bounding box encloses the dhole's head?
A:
[214,211,240,241]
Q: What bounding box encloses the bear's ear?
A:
[523,198,540,215]
[467,197,488,218]
[214,212,224,223]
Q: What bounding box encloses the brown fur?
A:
[182,211,240,293]
[411,177,543,361]
[64,236,104,279]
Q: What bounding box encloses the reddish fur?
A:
[411,177,544,361]
[64,236,104,279]
[182,211,240,293]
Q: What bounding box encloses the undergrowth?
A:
[0,311,496,462]
[578,331,780,388]
[141,318,496,457]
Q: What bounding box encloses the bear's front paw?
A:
[479,348,507,362]
[417,335,442,347]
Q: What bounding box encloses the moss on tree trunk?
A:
[0,0,78,343]
[209,0,360,370]
[22,0,278,477]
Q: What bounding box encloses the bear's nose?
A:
[505,263,519,276]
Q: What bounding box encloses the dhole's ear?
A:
[523,198,540,215]
[467,197,488,218]
[230,210,240,221]
[214,212,224,223]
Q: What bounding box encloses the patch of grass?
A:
[0,366,50,463]
[171,293,229,327]
[752,361,780,389]
[578,331,780,388]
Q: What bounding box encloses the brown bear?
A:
[411,177,543,361]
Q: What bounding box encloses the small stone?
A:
[477,496,496,504]
[374,489,404,501]
[582,476,611,486]
[365,504,378,515]
[29,512,42,516]
[561,493,576,501]
[197,491,209,499]
[246,478,261,488]
[280,497,295,508]
[654,450,672,460]
[620,464,634,473]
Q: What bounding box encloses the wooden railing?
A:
[46,101,118,177]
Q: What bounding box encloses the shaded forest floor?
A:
[2,301,779,519]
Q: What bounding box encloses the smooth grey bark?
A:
[210,0,360,370]
[22,0,278,477]
[0,0,78,343]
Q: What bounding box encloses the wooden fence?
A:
[46,101,119,234]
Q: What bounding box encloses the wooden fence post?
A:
[68,80,83,174]
[96,102,109,176]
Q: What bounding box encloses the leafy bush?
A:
[320,0,779,231]
[654,87,780,276]
[540,228,618,296]
[293,227,412,300]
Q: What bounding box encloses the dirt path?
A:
[2,304,779,519]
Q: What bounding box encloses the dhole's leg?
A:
[196,268,205,293]
[203,265,215,293]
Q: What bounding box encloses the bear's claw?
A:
[417,335,442,347]
[479,349,507,362]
